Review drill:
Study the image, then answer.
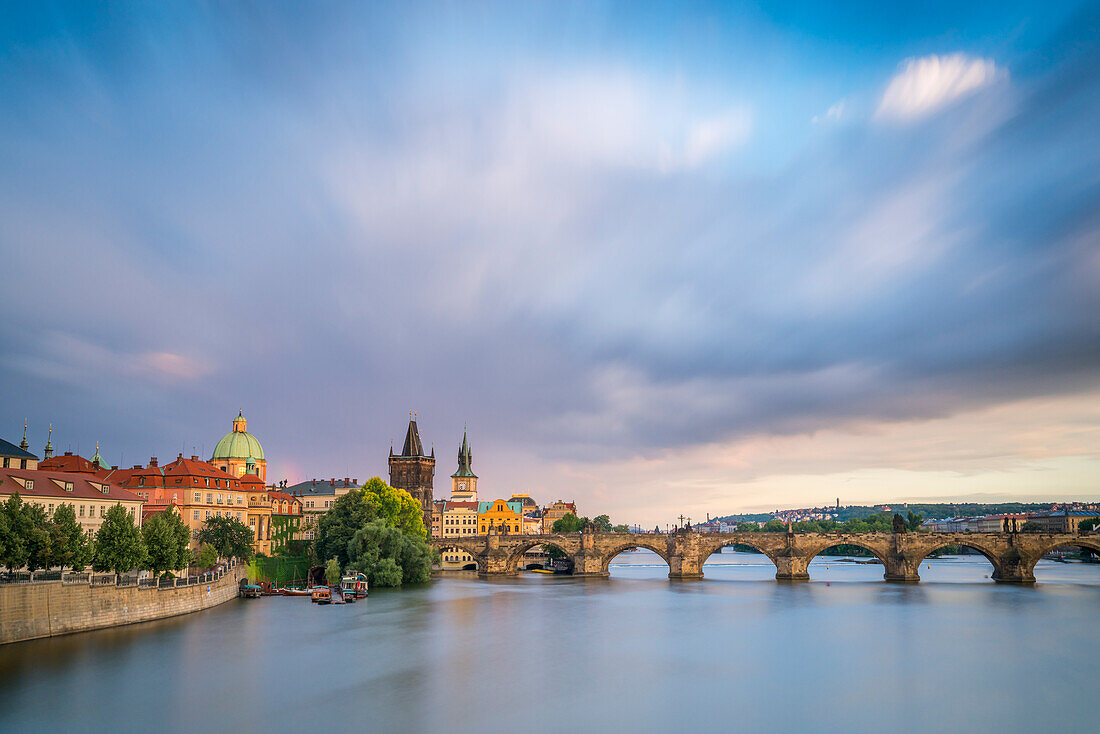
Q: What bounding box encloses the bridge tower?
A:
[389,414,435,533]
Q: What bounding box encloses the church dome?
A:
[211,411,265,461]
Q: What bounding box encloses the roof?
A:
[285,478,359,496]
[444,500,479,511]
[239,473,265,486]
[451,429,476,478]
[0,437,38,461]
[40,452,111,478]
[508,494,538,508]
[267,491,301,504]
[0,467,143,503]
[211,412,265,461]
[399,419,425,457]
[478,500,524,515]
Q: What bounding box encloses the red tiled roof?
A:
[239,473,265,485]
[445,501,479,510]
[267,490,300,504]
[39,453,112,478]
[0,468,143,503]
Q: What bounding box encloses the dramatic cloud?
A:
[1,3,1098,523]
[876,53,1004,121]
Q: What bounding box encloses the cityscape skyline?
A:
[2,2,1099,526]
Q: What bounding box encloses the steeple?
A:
[43,424,53,459]
[92,441,105,469]
[19,421,28,451]
[400,412,425,457]
[451,428,476,478]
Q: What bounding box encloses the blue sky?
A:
[2,2,1099,523]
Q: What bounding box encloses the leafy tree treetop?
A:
[195,515,254,561]
[94,503,147,574]
[361,477,425,538]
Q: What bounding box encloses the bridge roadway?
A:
[431,529,1100,583]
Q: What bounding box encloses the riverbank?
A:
[0,566,244,645]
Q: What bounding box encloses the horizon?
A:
[2,2,1100,526]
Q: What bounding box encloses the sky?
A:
[1,1,1099,526]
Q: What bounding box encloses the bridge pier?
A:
[991,551,1036,584]
[883,553,921,584]
[571,550,609,577]
[774,554,809,582]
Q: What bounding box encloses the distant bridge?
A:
[431,529,1100,583]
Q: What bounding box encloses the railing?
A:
[1,564,233,587]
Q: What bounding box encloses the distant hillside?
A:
[716,502,1060,524]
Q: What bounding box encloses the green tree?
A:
[612,524,629,533]
[325,557,342,585]
[195,542,218,568]
[195,515,254,561]
[49,504,89,572]
[907,510,925,532]
[361,477,426,537]
[142,510,192,576]
[592,514,613,532]
[22,502,53,572]
[1079,518,1099,532]
[762,519,787,532]
[93,504,147,574]
[1021,521,1044,533]
[346,520,433,587]
[551,513,585,533]
[1,493,29,571]
[315,487,377,567]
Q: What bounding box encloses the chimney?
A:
[149,457,158,467]
[133,465,142,470]
[111,465,118,470]
[191,455,199,461]
[312,479,316,487]
[330,478,335,486]
[345,477,350,486]
[353,478,358,485]
[64,451,73,456]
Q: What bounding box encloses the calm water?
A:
[2,551,1098,734]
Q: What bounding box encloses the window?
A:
[205,478,210,487]
[193,510,199,520]
[249,518,256,527]
[205,510,210,518]
[1,457,7,468]
[194,493,200,502]
[79,505,85,517]
[217,494,223,504]
[139,477,145,487]
[100,506,106,518]
[19,459,27,469]
[237,496,243,505]
[207,493,213,504]
[236,512,242,520]
[65,481,74,492]
[26,479,34,490]
[48,504,54,513]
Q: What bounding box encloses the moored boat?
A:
[240,583,263,599]
[340,572,369,598]
[311,586,331,604]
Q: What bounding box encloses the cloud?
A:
[876,53,1004,121]
[812,100,845,125]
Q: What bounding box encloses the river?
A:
[1,550,1098,733]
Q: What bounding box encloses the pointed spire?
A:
[451,427,477,478]
[43,424,54,459]
[400,414,424,457]
[19,420,28,451]
[92,441,104,468]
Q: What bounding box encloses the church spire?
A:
[400,413,425,457]
[451,428,477,478]
[19,420,28,451]
[92,441,105,469]
[43,424,53,459]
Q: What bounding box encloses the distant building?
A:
[542,500,577,533]
[267,490,303,554]
[211,411,267,482]
[284,477,359,541]
[0,466,143,533]
[389,416,435,532]
[1,433,38,470]
[40,451,112,478]
[478,499,524,534]
[1027,510,1100,533]
[438,499,480,569]
[450,430,477,502]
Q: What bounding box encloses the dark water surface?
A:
[2,551,1098,734]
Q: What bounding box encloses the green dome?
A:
[211,412,265,461]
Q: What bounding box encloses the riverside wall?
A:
[0,567,244,645]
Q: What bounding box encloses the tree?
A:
[325,557,341,585]
[361,477,425,537]
[1079,518,1100,532]
[195,542,218,569]
[1,493,29,571]
[551,513,585,533]
[1021,521,1044,533]
[592,514,613,532]
[346,520,433,587]
[22,502,53,572]
[315,487,377,567]
[142,510,192,576]
[50,504,89,573]
[93,503,147,574]
[195,515,254,561]
[907,511,925,532]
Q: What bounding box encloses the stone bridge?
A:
[431,529,1100,583]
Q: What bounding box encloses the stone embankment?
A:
[0,566,244,645]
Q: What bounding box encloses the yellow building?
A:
[478,499,524,535]
[241,473,273,556]
[542,500,578,533]
[439,500,480,570]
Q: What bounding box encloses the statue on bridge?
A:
[892,513,907,534]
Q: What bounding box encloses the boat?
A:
[239,583,263,599]
[278,587,312,596]
[531,568,555,574]
[311,586,331,604]
[340,572,369,598]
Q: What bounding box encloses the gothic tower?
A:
[388,414,435,532]
[450,428,477,502]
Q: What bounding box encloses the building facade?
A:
[542,500,578,533]
[0,467,143,533]
[450,430,477,502]
[388,416,435,532]
[1,435,38,470]
[285,477,359,541]
[211,411,267,481]
[478,499,524,534]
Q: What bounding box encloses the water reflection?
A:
[1,552,1098,734]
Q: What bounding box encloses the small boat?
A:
[531,568,555,574]
[311,586,331,604]
[340,573,369,598]
[240,584,263,599]
[278,587,312,597]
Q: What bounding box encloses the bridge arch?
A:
[504,537,580,574]
[1028,537,1100,580]
[913,539,1004,578]
[437,544,482,572]
[699,538,781,569]
[599,541,671,574]
[803,539,891,578]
